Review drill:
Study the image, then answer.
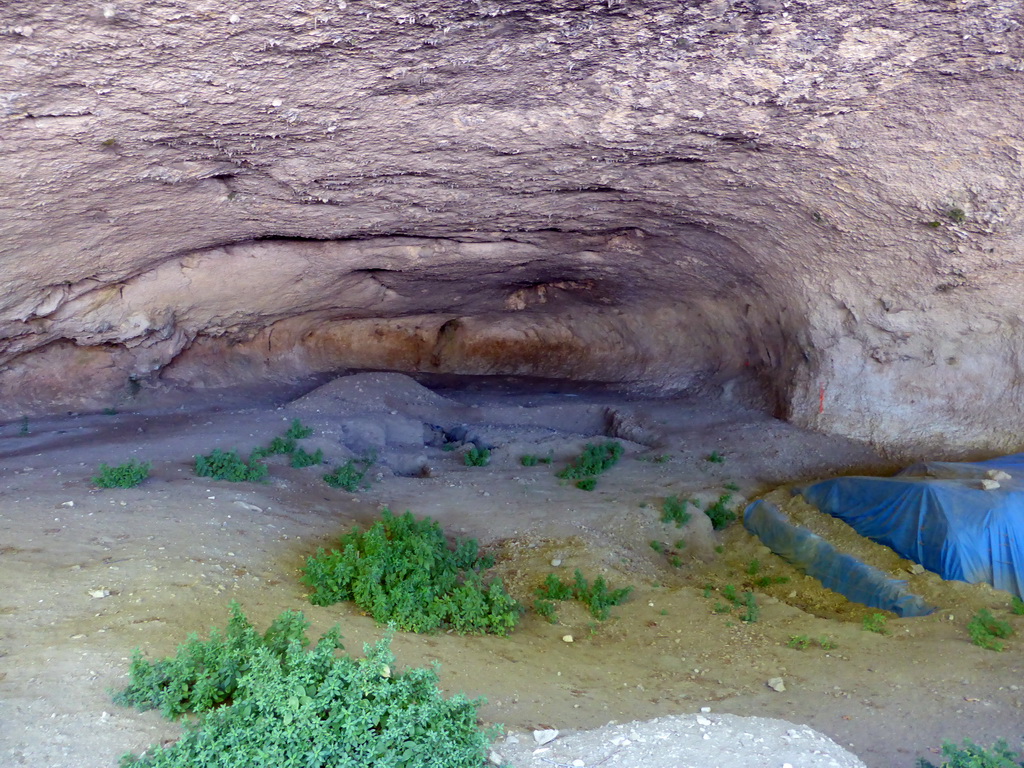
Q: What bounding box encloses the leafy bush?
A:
[194,450,268,482]
[533,568,631,622]
[464,447,490,467]
[917,739,1024,768]
[303,510,520,635]
[284,418,314,440]
[114,603,495,768]
[251,436,296,459]
[93,459,151,488]
[705,450,725,463]
[322,455,375,492]
[520,454,552,467]
[704,493,737,530]
[967,609,1013,651]
[660,495,691,527]
[557,442,623,489]
[289,447,324,468]
[862,612,890,635]
[1012,596,1024,615]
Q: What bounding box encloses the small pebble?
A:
[551,559,562,567]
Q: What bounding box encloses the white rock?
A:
[768,677,786,692]
[696,715,712,725]
[88,589,110,599]
[987,470,1012,481]
[908,563,925,574]
[551,558,562,567]
[562,634,574,643]
[980,479,1000,490]
[61,501,74,507]
[488,750,503,765]
[533,729,559,745]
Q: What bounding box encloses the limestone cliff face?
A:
[2,0,1023,454]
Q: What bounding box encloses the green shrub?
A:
[534,568,631,621]
[251,436,297,459]
[557,442,623,487]
[862,612,890,635]
[704,493,737,530]
[303,510,519,635]
[740,591,759,623]
[917,738,1024,768]
[787,634,812,650]
[322,455,375,491]
[93,459,151,489]
[194,449,268,482]
[114,603,495,768]
[705,450,725,463]
[289,447,324,468]
[1012,596,1024,615]
[520,454,552,467]
[967,609,1014,651]
[464,447,490,467]
[533,599,558,623]
[284,418,314,440]
[660,495,692,527]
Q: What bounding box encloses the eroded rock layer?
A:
[2,0,1023,453]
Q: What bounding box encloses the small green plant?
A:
[1011,596,1024,615]
[713,601,731,614]
[251,436,296,459]
[322,454,375,492]
[669,555,682,568]
[818,636,837,650]
[660,495,692,527]
[18,415,29,436]
[754,575,790,588]
[114,603,496,768]
[284,418,314,440]
[947,207,967,224]
[194,449,268,482]
[740,591,759,623]
[702,584,713,598]
[862,612,890,635]
[520,454,552,467]
[534,599,558,623]
[917,738,1024,768]
[705,450,725,464]
[788,634,812,650]
[303,509,519,635]
[714,544,725,554]
[464,446,490,467]
[289,447,324,468]
[967,609,1013,651]
[926,220,942,228]
[102,407,118,416]
[704,493,737,530]
[674,538,686,549]
[534,568,632,621]
[649,540,665,554]
[724,481,739,491]
[93,459,151,489]
[557,442,623,489]
[746,559,761,575]
[722,584,739,604]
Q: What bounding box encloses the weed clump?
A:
[557,442,623,490]
[520,454,552,467]
[533,569,632,622]
[704,493,737,530]
[114,603,495,768]
[303,509,519,635]
[967,609,1013,651]
[322,454,375,492]
[660,495,692,527]
[93,459,151,489]
[917,738,1024,768]
[289,447,324,468]
[464,446,490,467]
[194,449,268,483]
[862,612,890,635]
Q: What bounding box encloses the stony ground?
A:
[1,373,1022,768]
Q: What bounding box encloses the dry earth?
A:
[1,372,1022,768]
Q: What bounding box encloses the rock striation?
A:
[2,0,1023,454]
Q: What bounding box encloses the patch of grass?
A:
[714,544,725,554]
[533,599,558,623]
[1011,596,1024,615]
[303,509,519,635]
[819,636,838,651]
[721,584,739,605]
[660,495,692,527]
[194,449,268,483]
[967,609,1013,651]
[705,450,725,464]
[753,575,790,588]
[862,612,890,635]
[114,603,495,768]
[93,459,151,489]
[649,540,665,554]
[947,207,967,224]
[917,738,1024,768]
[746,559,761,575]
[704,493,737,530]
[251,436,296,459]
[713,601,731,614]
[788,634,812,650]
[289,447,324,468]
[322,454,375,492]
[464,446,490,467]
[557,442,623,489]
[534,568,632,621]
[669,555,682,568]
[724,481,740,491]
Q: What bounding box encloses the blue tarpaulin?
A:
[797,454,1024,600]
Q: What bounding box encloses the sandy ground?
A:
[1,372,1022,768]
